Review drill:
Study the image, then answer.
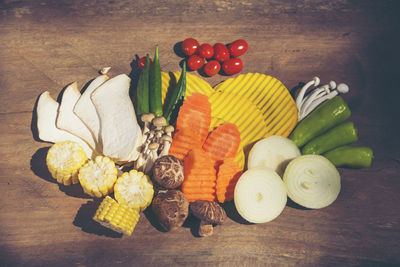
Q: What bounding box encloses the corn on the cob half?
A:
[78,156,117,197]
[46,141,88,186]
[93,196,140,236]
[114,169,154,212]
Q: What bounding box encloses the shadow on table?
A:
[73,199,122,238]
[30,147,92,199]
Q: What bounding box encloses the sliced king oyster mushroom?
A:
[36,91,94,158]
[90,74,142,163]
[56,82,97,150]
[73,74,109,148]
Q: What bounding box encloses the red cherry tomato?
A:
[187,55,205,70]
[198,43,214,59]
[228,39,248,57]
[213,43,230,62]
[182,38,199,56]
[222,58,243,75]
[203,60,221,76]
[138,56,153,70]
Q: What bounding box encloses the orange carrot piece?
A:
[181,148,217,202]
[176,93,211,144]
[216,157,243,203]
[169,128,203,161]
[203,122,241,166]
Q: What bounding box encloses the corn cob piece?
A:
[93,196,140,236]
[78,156,117,197]
[46,141,88,186]
[114,169,154,212]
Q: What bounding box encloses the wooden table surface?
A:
[1,0,399,266]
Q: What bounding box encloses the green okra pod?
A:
[135,54,150,117]
[149,45,163,117]
[163,61,186,124]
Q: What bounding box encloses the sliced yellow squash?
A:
[208,91,268,157]
[214,73,298,137]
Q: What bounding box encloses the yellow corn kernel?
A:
[93,196,140,236]
[78,156,117,197]
[46,141,88,186]
[114,169,154,212]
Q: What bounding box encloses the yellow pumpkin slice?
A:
[161,71,214,104]
[214,73,298,137]
[209,91,268,159]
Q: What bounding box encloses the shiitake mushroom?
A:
[152,190,189,231]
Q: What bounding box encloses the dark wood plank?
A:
[0,0,399,266]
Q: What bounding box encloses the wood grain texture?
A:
[0,0,399,266]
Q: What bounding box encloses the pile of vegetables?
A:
[33,43,373,238]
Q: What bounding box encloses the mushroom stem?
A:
[144,142,159,174]
[299,85,331,120]
[296,77,320,111]
[198,221,213,237]
[160,135,173,157]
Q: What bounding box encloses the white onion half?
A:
[247,136,301,177]
[283,155,341,209]
[234,167,287,223]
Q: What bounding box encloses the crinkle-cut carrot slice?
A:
[175,93,211,144]
[203,122,241,166]
[181,181,217,188]
[216,157,243,203]
[169,128,203,161]
[181,186,216,194]
[184,195,216,203]
[182,148,217,202]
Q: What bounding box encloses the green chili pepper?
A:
[135,54,150,117]
[289,96,351,147]
[302,121,358,155]
[149,45,163,117]
[163,61,186,124]
[323,145,373,168]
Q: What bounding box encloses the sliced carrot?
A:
[181,148,217,202]
[175,93,211,144]
[216,157,243,203]
[203,122,241,166]
[169,128,203,161]
[186,194,216,202]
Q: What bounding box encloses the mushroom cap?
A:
[161,134,173,143]
[152,116,167,127]
[151,190,189,231]
[141,113,155,123]
[152,155,184,189]
[190,200,227,225]
[148,142,159,151]
[164,125,175,134]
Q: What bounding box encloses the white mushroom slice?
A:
[73,75,109,146]
[36,91,93,158]
[91,74,142,163]
[56,82,97,150]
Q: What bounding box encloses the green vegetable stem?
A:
[289,96,351,147]
[149,45,163,117]
[163,61,187,124]
[323,145,373,168]
[302,121,358,155]
[135,54,150,117]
